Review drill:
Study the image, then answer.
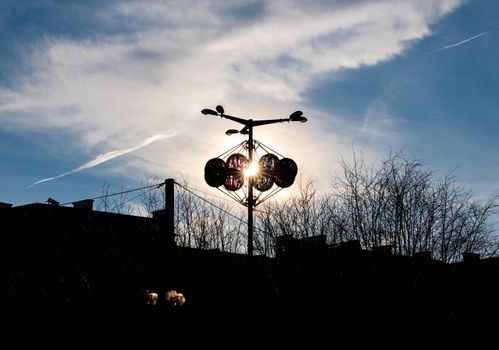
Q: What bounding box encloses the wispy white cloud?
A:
[27,131,178,188]
[0,0,463,193]
[361,101,402,141]
[429,31,489,53]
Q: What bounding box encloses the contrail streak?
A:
[429,31,489,53]
[27,131,178,188]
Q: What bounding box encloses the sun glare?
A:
[244,160,260,177]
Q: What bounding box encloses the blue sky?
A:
[0,0,498,209]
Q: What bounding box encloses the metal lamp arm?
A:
[251,118,291,127]
[219,113,250,126]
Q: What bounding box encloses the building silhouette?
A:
[1,199,499,347]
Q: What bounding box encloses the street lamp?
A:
[201,105,307,256]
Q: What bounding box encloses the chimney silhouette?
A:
[72,199,94,211]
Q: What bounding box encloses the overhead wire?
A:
[174,181,273,239]
[59,178,271,236]
[174,181,248,225]
[60,182,164,206]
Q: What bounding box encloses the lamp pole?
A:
[247,122,254,256]
[202,106,307,256]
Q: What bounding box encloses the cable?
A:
[174,181,248,225]
[174,181,270,237]
[60,178,268,236]
[254,139,286,158]
[180,184,240,204]
[60,182,164,206]
[127,185,161,204]
[217,141,247,159]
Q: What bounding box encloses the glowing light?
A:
[165,290,186,306]
[244,160,260,177]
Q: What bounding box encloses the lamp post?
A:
[201,105,307,256]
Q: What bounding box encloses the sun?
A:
[244,160,260,177]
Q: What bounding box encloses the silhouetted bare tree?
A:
[95,176,247,252]
[334,150,498,262]
[255,175,336,256]
[173,178,246,252]
[258,150,498,262]
[95,150,498,261]
[95,181,134,215]
[138,176,165,216]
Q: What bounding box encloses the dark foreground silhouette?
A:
[2,202,498,348]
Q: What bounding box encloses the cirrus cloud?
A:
[0,0,462,190]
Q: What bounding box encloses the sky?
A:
[0,0,498,210]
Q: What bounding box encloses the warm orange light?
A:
[244,160,260,177]
[165,290,186,306]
